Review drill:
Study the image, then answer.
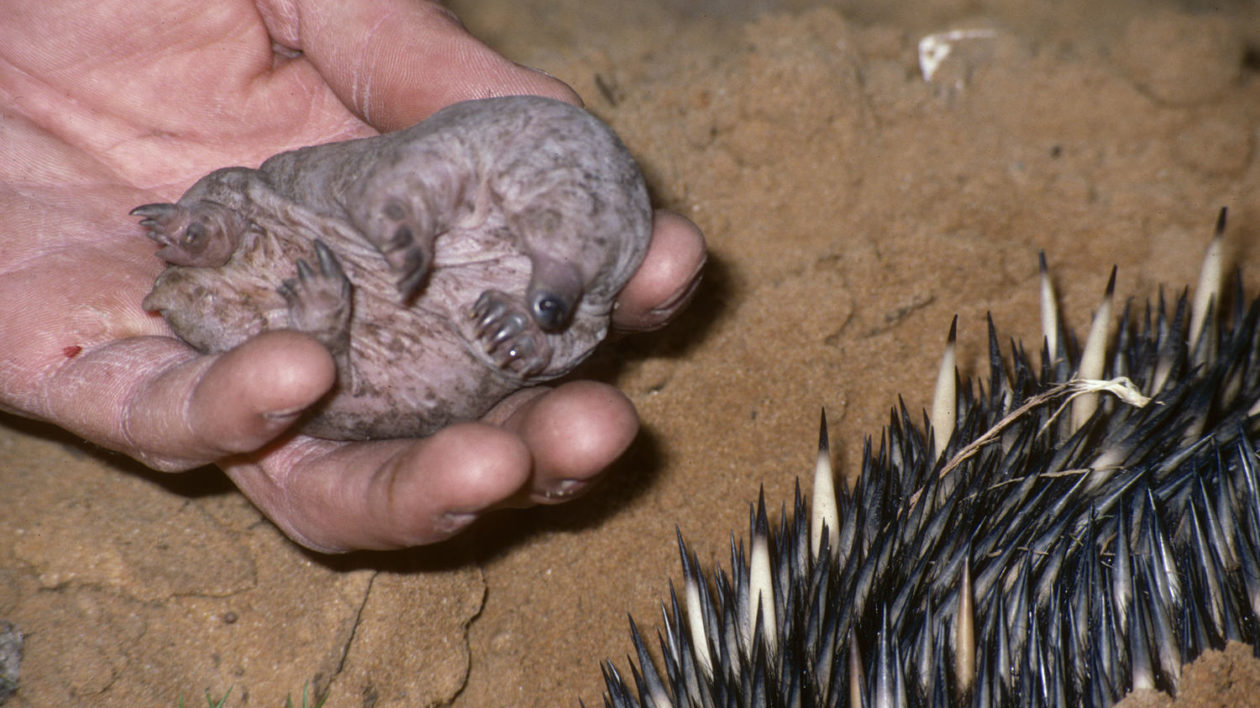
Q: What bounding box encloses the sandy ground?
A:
[3,0,1260,705]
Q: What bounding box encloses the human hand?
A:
[0,0,705,552]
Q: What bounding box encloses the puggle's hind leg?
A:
[131,167,253,267]
[470,290,552,377]
[132,201,249,267]
[278,240,359,393]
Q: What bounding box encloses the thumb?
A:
[42,330,337,471]
[271,0,580,131]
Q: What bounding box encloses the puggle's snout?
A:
[530,291,573,331]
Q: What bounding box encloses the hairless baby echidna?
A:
[601,209,1260,706]
[134,95,651,440]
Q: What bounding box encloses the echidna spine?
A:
[600,208,1260,707]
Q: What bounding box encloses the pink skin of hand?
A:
[0,0,705,552]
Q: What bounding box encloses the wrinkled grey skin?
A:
[135,96,652,440]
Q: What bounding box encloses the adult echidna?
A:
[599,209,1260,707]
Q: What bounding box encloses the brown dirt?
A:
[3,0,1260,705]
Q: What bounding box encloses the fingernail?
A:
[648,269,704,319]
[262,405,306,422]
[542,479,587,500]
[437,512,478,534]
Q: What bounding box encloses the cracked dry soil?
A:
[4,0,1260,705]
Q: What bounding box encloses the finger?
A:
[43,330,337,471]
[129,331,337,470]
[613,210,707,333]
[221,423,534,552]
[272,0,580,131]
[489,381,639,504]
[221,380,636,552]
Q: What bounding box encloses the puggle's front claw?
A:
[468,289,552,377]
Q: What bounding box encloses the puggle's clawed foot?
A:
[470,290,552,376]
[131,200,247,267]
[279,240,353,353]
[377,199,436,301]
